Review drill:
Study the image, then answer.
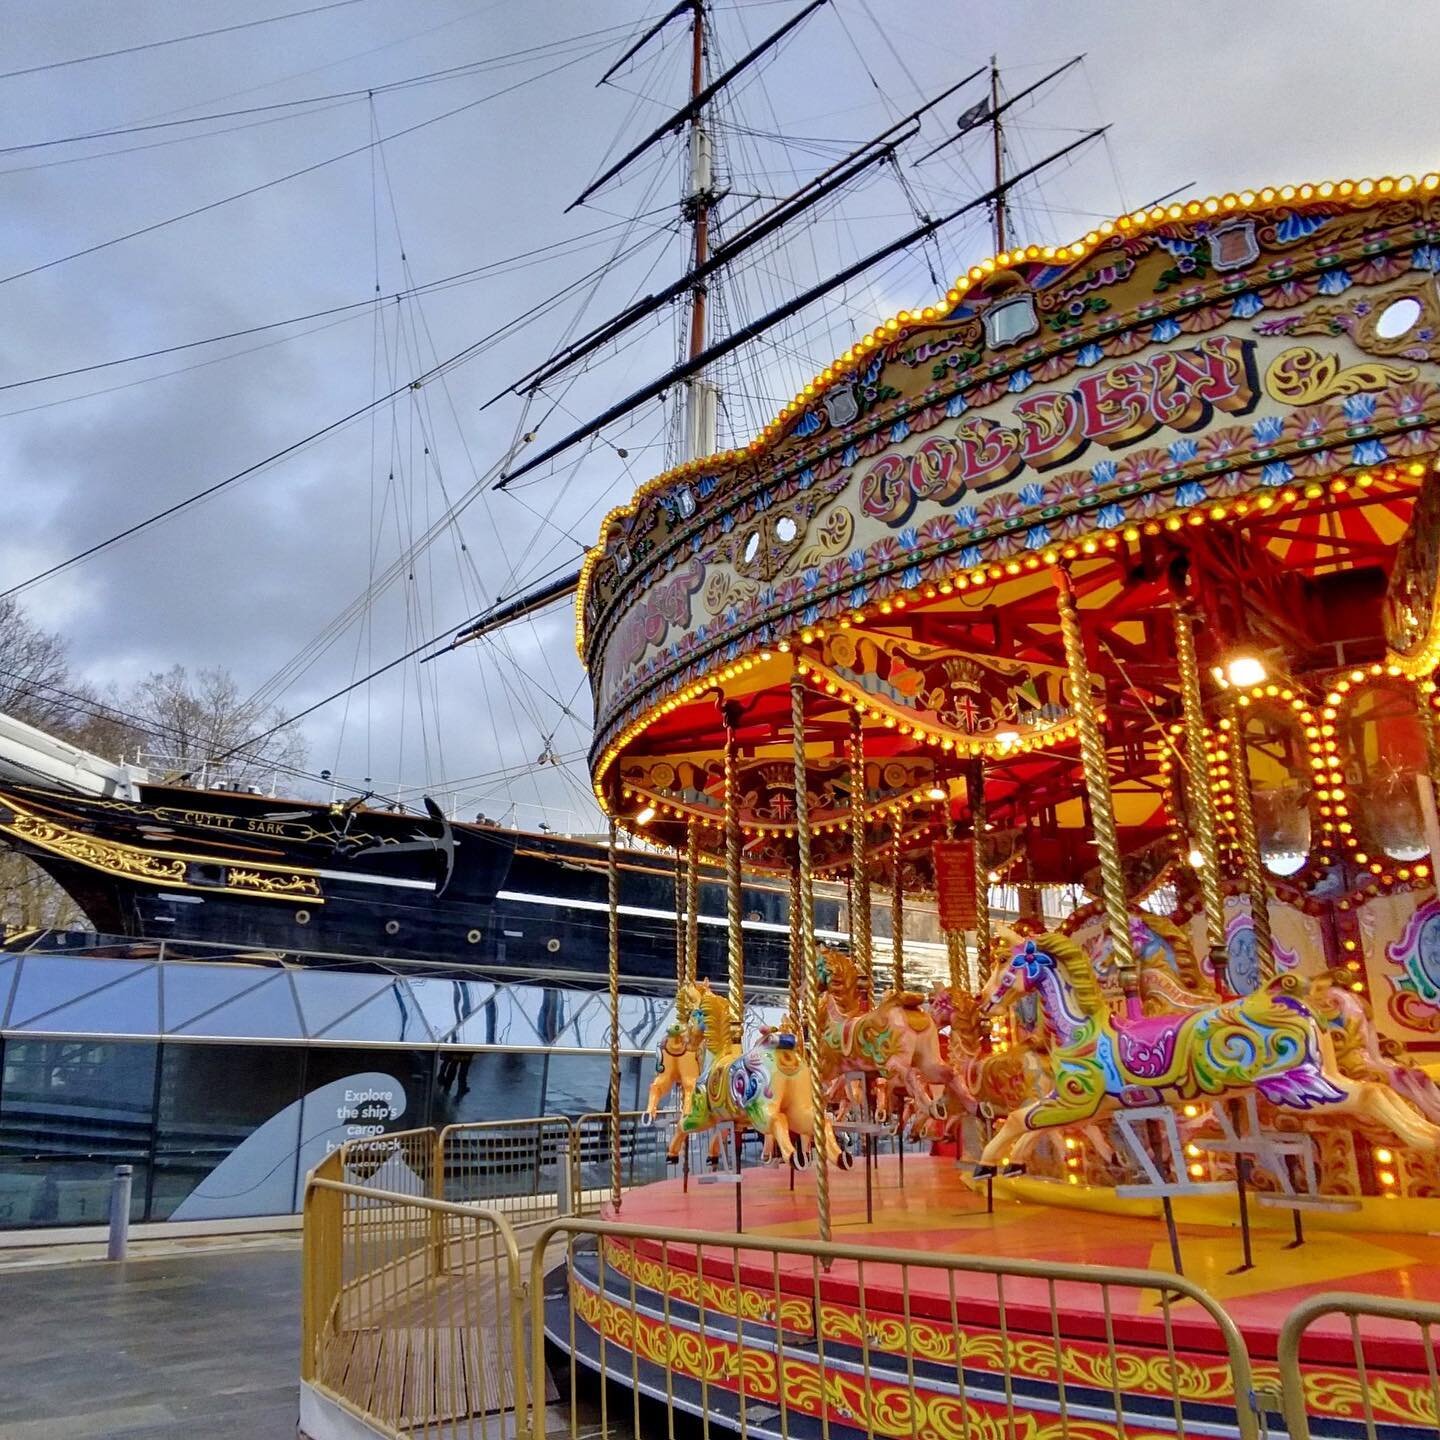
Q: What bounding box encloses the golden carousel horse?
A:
[673,981,852,1169]
[644,980,703,1124]
[816,948,973,1123]
[972,932,1440,1179]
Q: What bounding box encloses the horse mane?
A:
[695,986,732,1046]
[946,990,987,1053]
[822,946,859,1010]
[1035,931,1105,1014]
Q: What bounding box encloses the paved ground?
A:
[0,1236,302,1440]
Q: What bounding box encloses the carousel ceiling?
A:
[579,175,1440,887]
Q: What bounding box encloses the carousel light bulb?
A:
[1188,847,1205,869]
[927,786,947,801]
[996,730,1020,751]
[634,806,656,825]
[1224,653,1268,688]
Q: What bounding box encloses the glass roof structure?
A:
[0,935,785,1051]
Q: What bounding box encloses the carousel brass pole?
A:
[607,819,622,1212]
[790,667,832,1245]
[722,701,745,1045]
[1054,567,1139,1004]
[890,815,905,993]
[1170,596,1230,991]
[685,820,700,986]
[849,710,872,997]
[1226,693,1276,983]
[787,862,804,1030]
[966,759,990,993]
[675,848,686,990]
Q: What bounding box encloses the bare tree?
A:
[0,594,79,730]
[123,665,307,786]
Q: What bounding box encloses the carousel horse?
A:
[644,981,703,1124]
[1095,914,1440,1127]
[674,982,852,1169]
[926,986,1116,1165]
[971,932,1440,1179]
[816,948,974,1123]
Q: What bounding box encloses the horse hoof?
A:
[665,1154,679,1166]
[971,1163,998,1181]
[793,1149,810,1172]
[1000,1162,1026,1178]
[837,1149,854,1171]
[932,1098,948,1120]
[707,1157,720,1171]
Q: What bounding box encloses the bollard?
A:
[107,1165,133,1261]
[556,1140,573,1217]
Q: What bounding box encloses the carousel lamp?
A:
[1187,847,1206,869]
[634,805,656,825]
[1221,652,1268,689]
[926,786,947,801]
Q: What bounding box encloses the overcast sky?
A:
[1,0,1435,833]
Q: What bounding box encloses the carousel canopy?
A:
[579,174,1440,894]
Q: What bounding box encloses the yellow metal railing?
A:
[528,1216,1263,1440]
[437,1116,573,1227]
[302,1161,527,1440]
[1276,1291,1440,1440]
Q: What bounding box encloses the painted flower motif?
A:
[908,402,947,435]
[1289,447,1340,479]
[846,583,869,608]
[856,429,890,457]
[1386,423,1437,456]
[793,409,823,437]
[773,577,805,608]
[1076,342,1105,367]
[819,557,849,588]
[1174,480,1207,507]
[1091,459,1119,486]
[889,420,911,444]
[1260,460,1294,486]
[1018,482,1046,507]
[1094,502,1126,529]
[952,506,979,527]
[945,393,968,419]
[1167,437,1199,465]
[841,444,859,467]
[901,563,923,588]
[916,513,961,546]
[1105,328,1148,356]
[1230,291,1263,319]
[1342,393,1378,424]
[1043,471,1090,503]
[967,378,1008,407]
[1351,253,1409,285]
[1024,524,1052,550]
[1032,352,1075,383]
[1150,317,1182,343]
[1176,303,1229,333]
[958,545,984,568]
[1055,510,1092,540]
[813,455,842,482]
[869,536,903,569]
[1283,403,1342,444]
[983,491,1027,524]
[1258,277,1318,308]
[1351,438,1389,465]
[1115,448,1167,487]
[1377,382,1433,425]
[1251,414,1285,445]
[1131,489,1169,518]
[1007,369,1034,394]
[1316,268,1352,296]
[1412,245,1440,273]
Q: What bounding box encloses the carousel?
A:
[561,173,1440,1437]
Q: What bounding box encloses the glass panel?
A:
[450,986,537,1047]
[401,977,483,1042]
[8,956,154,1030]
[10,963,159,1037]
[168,972,301,1040]
[0,1039,156,1228]
[291,971,395,1037]
[162,963,287,1032]
[433,1051,546,1125]
[1345,682,1431,861]
[150,1044,304,1221]
[313,982,431,1044]
[291,1049,432,1207]
[1240,707,1312,877]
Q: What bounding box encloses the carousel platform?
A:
[547,1156,1440,1439]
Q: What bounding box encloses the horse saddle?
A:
[1114,1013,1183,1080]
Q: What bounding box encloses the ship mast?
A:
[684,0,717,461]
[989,54,1006,253]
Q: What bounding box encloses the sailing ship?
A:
[0,2,1097,981]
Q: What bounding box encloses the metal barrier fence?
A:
[438,1117,574,1227]
[528,1216,1263,1440]
[302,1150,527,1440]
[337,1128,439,1201]
[1277,1292,1440,1440]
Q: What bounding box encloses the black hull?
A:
[0,781,825,985]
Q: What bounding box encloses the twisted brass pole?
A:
[674,849,686,989]
[685,821,700,986]
[966,759,990,993]
[1054,568,1138,998]
[787,863,803,1030]
[1171,600,1229,987]
[790,667,831,1244]
[723,707,744,1045]
[1227,693,1276,983]
[890,815,905,993]
[849,709,872,996]
[607,819,622,1212]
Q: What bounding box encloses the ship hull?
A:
[0,782,817,984]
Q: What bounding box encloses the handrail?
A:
[526,1214,1264,1440]
[1276,1290,1440,1440]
